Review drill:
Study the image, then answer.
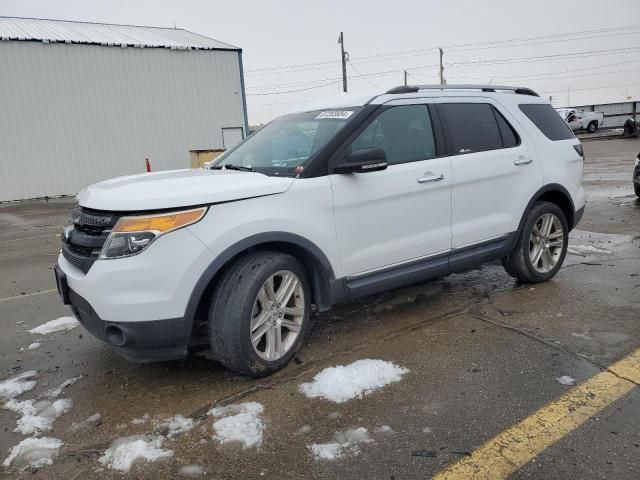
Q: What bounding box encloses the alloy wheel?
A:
[529,213,564,273]
[250,270,305,361]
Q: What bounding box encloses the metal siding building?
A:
[0,17,248,202]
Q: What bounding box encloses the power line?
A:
[503,67,640,83]
[448,30,640,52]
[539,82,640,94]
[246,48,639,94]
[349,29,640,65]
[446,24,640,50]
[246,81,340,96]
[348,61,383,89]
[246,64,439,93]
[484,59,640,80]
[445,46,640,67]
[244,24,640,75]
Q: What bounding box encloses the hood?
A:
[76,169,294,211]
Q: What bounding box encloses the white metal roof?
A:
[0,16,240,51]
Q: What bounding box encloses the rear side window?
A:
[494,108,519,148]
[440,103,503,154]
[519,104,575,141]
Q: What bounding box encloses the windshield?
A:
[212,108,362,177]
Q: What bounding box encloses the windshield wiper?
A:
[220,164,254,172]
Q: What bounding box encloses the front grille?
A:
[62,206,120,273]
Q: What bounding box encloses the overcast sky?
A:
[2,0,639,124]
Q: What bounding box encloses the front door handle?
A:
[417,173,445,183]
[514,156,533,166]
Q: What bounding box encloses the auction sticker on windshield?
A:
[315,110,354,120]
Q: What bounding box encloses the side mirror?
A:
[334,147,387,174]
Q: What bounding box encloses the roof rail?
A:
[385,84,539,97]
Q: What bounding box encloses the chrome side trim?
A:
[453,233,509,252]
[347,249,451,280]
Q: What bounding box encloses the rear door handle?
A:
[417,173,444,183]
[514,156,533,166]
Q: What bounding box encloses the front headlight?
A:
[100,207,207,259]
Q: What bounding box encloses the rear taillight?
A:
[573,144,584,157]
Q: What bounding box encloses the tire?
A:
[501,201,569,283]
[208,251,312,377]
[587,121,597,133]
[635,183,640,198]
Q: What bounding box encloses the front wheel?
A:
[502,201,569,283]
[635,182,640,198]
[208,251,312,377]
[587,121,598,133]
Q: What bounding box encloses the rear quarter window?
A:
[519,104,575,141]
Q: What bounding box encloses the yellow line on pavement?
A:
[433,347,640,480]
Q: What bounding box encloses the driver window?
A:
[349,105,436,165]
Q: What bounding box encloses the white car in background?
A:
[556,108,604,133]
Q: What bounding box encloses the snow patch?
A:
[99,435,173,472]
[571,332,592,341]
[297,425,312,435]
[374,425,394,435]
[208,402,264,448]
[609,192,637,199]
[0,371,37,399]
[557,375,576,386]
[131,413,150,424]
[156,415,195,438]
[4,397,72,435]
[43,376,81,399]
[179,464,206,477]
[308,427,373,461]
[299,359,409,403]
[28,316,79,335]
[27,343,41,351]
[568,245,612,256]
[70,413,102,433]
[3,437,63,471]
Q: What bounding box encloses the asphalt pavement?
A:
[0,138,639,479]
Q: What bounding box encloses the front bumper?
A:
[54,225,216,362]
[56,264,190,362]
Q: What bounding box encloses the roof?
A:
[0,16,240,51]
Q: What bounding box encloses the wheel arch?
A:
[185,232,339,341]
[518,184,576,235]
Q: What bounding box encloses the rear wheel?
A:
[208,251,312,377]
[502,201,568,283]
[587,121,598,133]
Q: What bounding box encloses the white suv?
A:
[55,85,585,376]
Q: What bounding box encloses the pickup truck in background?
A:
[556,108,604,133]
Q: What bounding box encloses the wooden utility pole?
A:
[439,47,445,85]
[339,32,348,92]
[404,70,408,86]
